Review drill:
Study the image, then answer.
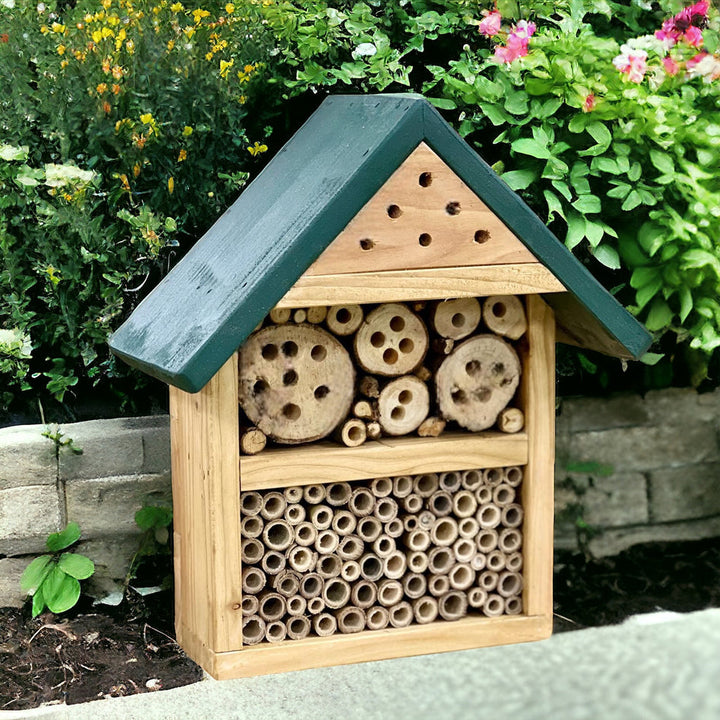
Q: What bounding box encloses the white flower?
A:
[353,42,377,58]
[37,3,45,12]
[1,0,15,8]
[44,163,95,188]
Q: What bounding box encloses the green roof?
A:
[110,94,651,393]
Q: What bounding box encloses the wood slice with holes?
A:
[326,305,364,336]
[430,298,481,340]
[483,296,527,340]
[435,335,521,432]
[239,325,355,444]
[354,303,429,377]
[377,375,430,436]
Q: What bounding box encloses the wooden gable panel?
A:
[306,142,538,276]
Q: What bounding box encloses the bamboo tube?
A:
[366,421,382,440]
[478,571,499,592]
[353,399,377,420]
[504,596,523,615]
[471,554,487,572]
[335,418,367,447]
[304,484,327,504]
[402,493,423,514]
[453,538,476,564]
[486,550,506,572]
[356,516,382,543]
[493,484,515,506]
[341,560,361,582]
[484,467,504,487]
[372,534,396,558]
[241,566,267,595]
[477,504,502,530]
[449,563,475,591]
[453,490,478,519]
[497,407,524,434]
[359,553,384,582]
[389,601,413,628]
[313,613,337,637]
[428,491,453,517]
[336,606,366,634]
[351,579,378,609]
[383,551,407,580]
[505,466,523,488]
[475,486,493,505]
[284,486,304,503]
[286,595,307,617]
[414,473,439,498]
[377,579,403,607]
[287,615,312,640]
[308,505,333,531]
[418,510,436,530]
[240,426,267,455]
[327,304,364,336]
[428,574,450,598]
[482,593,505,617]
[316,554,342,579]
[402,573,427,600]
[273,570,300,597]
[299,573,323,599]
[483,295,527,339]
[477,528,499,553]
[263,519,294,551]
[306,305,328,324]
[258,592,286,622]
[326,482,353,507]
[240,491,263,517]
[467,587,487,609]
[393,475,413,498]
[359,375,381,399]
[241,538,264,565]
[307,596,326,615]
[374,497,399,523]
[262,551,287,576]
[240,515,264,539]
[461,469,483,491]
[337,534,364,561]
[417,416,446,437]
[293,522,318,548]
[323,577,351,609]
[349,487,375,517]
[292,308,307,324]
[499,528,523,553]
[241,595,260,616]
[439,471,462,493]
[407,550,429,574]
[261,492,286,520]
[502,504,524,528]
[506,551,523,572]
[413,596,439,624]
[497,571,523,598]
[315,529,340,555]
[385,518,404,538]
[332,510,357,536]
[269,307,291,324]
[265,620,287,643]
[430,517,459,547]
[428,546,455,575]
[284,504,306,525]
[365,606,390,631]
[242,616,266,646]
[403,515,419,532]
[458,517,480,540]
[405,528,431,552]
[439,591,468,621]
[370,476,393,498]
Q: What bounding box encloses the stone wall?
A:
[1,387,719,607]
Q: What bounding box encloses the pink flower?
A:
[656,2,708,47]
[612,44,648,83]
[478,10,502,37]
[512,20,536,40]
[663,55,680,75]
[684,25,704,46]
[582,94,596,112]
[493,19,536,64]
[686,51,720,81]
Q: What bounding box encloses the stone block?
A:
[645,387,720,427]
[649,463,720,523]
[65,473,172,538]
[560,394,649,433]
[74,535,140,599]
[568,424,719,473]
[141,416,171,474]
[0,557,32,608]
[58,418,144,481]
[0,485,62,555]
[0,425,57,490]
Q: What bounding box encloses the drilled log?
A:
[430,298,482,340]
[483,295,527,339]
[497,407,525,433]
[377,375,430,435]
[327,304,364,336]
[240,426,267,455]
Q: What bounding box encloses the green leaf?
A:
[577,121,611,157]
[682,249,720,275]
[504,92,528,115]
[427,97,456,110]
[679,286,693,324]
[0,144,29,161]
[621,190,642,211]
[572,195,601,214]
[43,566,81,615]
[592,244,621,269]
[640,352,664,366]
[46,522,81,552]
[565,210,586,251]
[565,460,614,477]
[501,169,537,190]
[544,190,565,222]
[32,585,46,618]
[645,298,674,332]
[479,103,507,126]
[525,77,555,96]
[135,505,173,531]
[58,553,95,580]
[21,556,53,593]
[511,138,551,159]
[649,150,674,175]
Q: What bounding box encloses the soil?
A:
[2,537,719,711]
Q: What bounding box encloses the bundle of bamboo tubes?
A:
[240,465,525,644]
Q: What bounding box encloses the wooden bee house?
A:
[110,94,651,679]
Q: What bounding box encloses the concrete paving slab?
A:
[5,609,720,720]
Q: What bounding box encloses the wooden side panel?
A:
[519,296,555,619]
[306,142,538,276]
[278,263,565,308]
[170,355,243,654]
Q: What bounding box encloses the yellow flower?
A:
[102,0,112,8]
[167,39,175,50]
[184,26,195,38]
[51,22,66,34]
[247,141,268,157]
[168,176,175,194]
[40,25,49,34]
[103,101,112,114]
[102,58,111,73]
[192,8,210,23]
[177,148,187,162]
[205,51,213,61]
[112,83,121,95]
[119,173,131,191]
[92,30,103,43]
[170,2,183,11]
[225,3,235,13]
[96,82,108,93]
[182,125,193,136]
[46,265,61,286]
[140,112,154,125]
[219,58,234,78]
[133,162,141,177]
[238,94,246,104]
[112,65,123,79]
[60,59,69,68]
[57,44,66,55]
[126,39,135,53]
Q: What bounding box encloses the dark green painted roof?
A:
[110,94,651,393]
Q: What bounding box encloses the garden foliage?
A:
[1,0,719,415]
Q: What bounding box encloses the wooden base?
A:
[182,613,552,680]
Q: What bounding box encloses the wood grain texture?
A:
[518,296,555,620]
[240,431,528,490]
[208,614,551,679]
[277,264,565,308]
[170,355,244,653]
[306,143,537,276]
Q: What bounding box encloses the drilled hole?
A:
[474,229,490,244]
[491,302,506,318]
[419,172,432,187]
[282,403,301,420]
[313,385,329,401]
[389,315,405,332]
[336,308,351,324]
[311,345,327,361]
[465,360,482,377]
[281,340,298,357]
[451,388,468,404]
[451,313,465,328]
[492,362,505,375]
[387,204,402,218]
[383,348,398,365]
[446,201,461,215]
[391,406,405,421]
[261,344,278,360]
[475,387,492,402]
[283,369,298,386]
[399,338,414,354]
[359,238,374,251]
[418,233,432,247]
[370,331,385,348]
[398,389,413,405]
[253,379,268,394]
[348,425,362,441]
